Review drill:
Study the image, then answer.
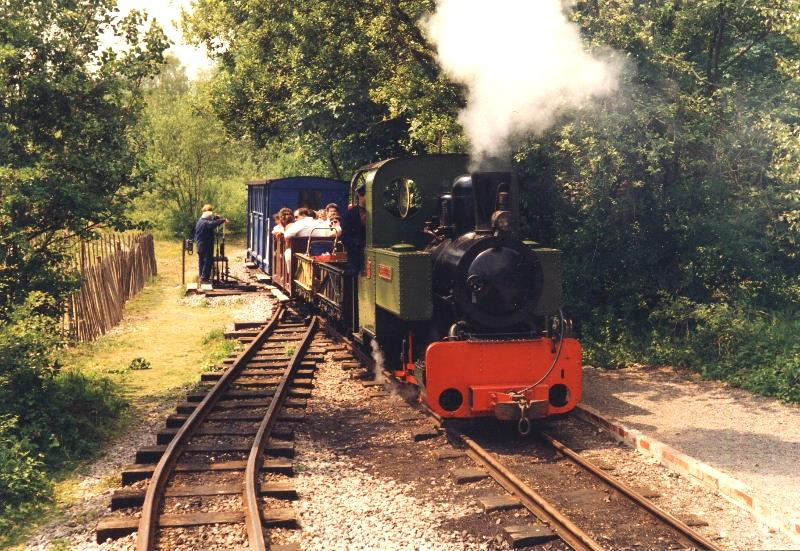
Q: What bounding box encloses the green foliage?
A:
[516,1,800,397]
[202,328,225,345]
[0,294,127,531]
[184,0,464,177]
[586,301,800,402]
[45,371,128,462]
[0,1,169,315]
[0,294,128,464]
[136,57,256,237]
[200,328,237,371]
[129,357,152,371]
[0,416,51,532]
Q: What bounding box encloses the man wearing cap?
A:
[195,204,228,283]
[340,185,367,276]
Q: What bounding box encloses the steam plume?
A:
[369,339,419,401]
[425,0,619,166]
[370,339,386,384]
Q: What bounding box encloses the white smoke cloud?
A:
[425,0,620,166]
[370,339,386,383]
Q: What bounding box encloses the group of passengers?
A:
[271,203,341,240]
[271,184,366,277]
[271,203,342,276]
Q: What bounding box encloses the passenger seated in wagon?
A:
[271,207,294,237]
[280,207,329,268]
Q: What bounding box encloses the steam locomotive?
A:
[250,154,582,428]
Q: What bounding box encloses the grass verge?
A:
[0,238,249,550]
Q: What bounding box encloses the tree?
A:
[0,0,169,315]
[523,0,800,322]
[139,57,251,236]
[184,0,465,177]
[0,1,168,525]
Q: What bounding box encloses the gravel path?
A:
[280,353,524,550]
[23,294,273,551]
[582,364,800,526]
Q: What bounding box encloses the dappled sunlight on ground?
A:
[63,238,249,397]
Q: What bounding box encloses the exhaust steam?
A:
[369,339,386,384]
[425,0,620,167]
[369,339,419,402]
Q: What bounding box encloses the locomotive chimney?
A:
[471,172,511,233]
[439,193,454,233]
[452,176,475,236]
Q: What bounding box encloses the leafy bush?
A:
[0,416,51,532]
[42,371,128,463]
[0,292,128,532]
[584,298,800,403]
[129,357,152,371]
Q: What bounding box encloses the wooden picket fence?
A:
[64,233,158,342]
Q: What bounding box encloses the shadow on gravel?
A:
[584,365,785,418]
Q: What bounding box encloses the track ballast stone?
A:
[281,352,526,551]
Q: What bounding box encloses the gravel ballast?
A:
[279,352,526,551]
[544,416,796,550]
[582,364,800,529]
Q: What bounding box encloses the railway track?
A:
[96,304,325,550]
[452,427,723,550]
[97,301,724,550]
[325,324,722,550]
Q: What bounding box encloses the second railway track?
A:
[331,325,723,550]
[452,427,722,550]
[96,304,324,550]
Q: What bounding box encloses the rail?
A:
[454,430,603,551]
[539,431,723,551]
[244,315,319,550]
[135,304,286,551]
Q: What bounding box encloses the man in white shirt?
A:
[284,208,318,238]
[283,208,336,269]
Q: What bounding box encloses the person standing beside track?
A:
[195,204,228,283]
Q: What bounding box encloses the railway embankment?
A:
[581,364,800,544]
